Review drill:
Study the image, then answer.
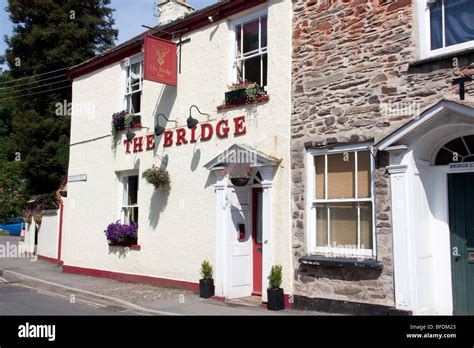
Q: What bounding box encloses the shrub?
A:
[268,265,282,289]
[200,260,213,280]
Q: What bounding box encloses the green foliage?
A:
[268,265,282,289]
[0,161,27,220]
[0,0,118,216]
[200,260,213,280]
[142,166,170,189]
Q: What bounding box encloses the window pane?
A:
[130,206,139,225]
[329,203,357,248]
[429,1,443,50]
[262,53,267,87]
[244,56,261,85]
[243,19,259,54]
[261,15,268,48]
[235,59,244,83]
[445,0,474,47]
[236,24,242,58]
[327,152,355,199]
[314,155,325,199]
[129,92,141,114]
[357,151,371,198]
[316,204,328,247]
[128,176,138,205]
[360,202,372,250]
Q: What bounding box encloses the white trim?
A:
[230,8,268,86]
[418,0,474,59]
[306,143,376,258]
[377,100,474,151]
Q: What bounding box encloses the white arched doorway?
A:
[377,100,474,315]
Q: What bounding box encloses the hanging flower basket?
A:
[142,166,171,189]
[230,177,250,186]
[104,221,138,246]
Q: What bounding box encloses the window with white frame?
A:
[121,174,139,225]
[308,146,375,257]
[422,0,474,57]
[125,56,143,114]
[233,11,268,87]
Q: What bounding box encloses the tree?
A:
[0,0,118,220]
[2,0,117,195]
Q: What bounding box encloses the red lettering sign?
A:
[216,120,229,138]
[163,130,174,147]
[234,116,247,136]
[200,123,214,141]
[146,134,155,151]
[133,137,143,153]
[124,140,132,154]
[144,35,177,86]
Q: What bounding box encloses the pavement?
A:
[0,236,319,316]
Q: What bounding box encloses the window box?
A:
[218,84,269,111]
[299,255,383,270]
[108,239,138,247]
[112,112,142,132]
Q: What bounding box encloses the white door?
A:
[227,186,252,299]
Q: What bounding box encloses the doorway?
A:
[448,172,474,315]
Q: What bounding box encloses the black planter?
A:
[230,177,250,186]
[199,278,215,298]
[267,288,284,311]
[225,88,247,105]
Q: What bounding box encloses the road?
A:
[0,277,133,315]
[0,236,137,315]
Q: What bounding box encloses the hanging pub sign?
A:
[144,34,177,86]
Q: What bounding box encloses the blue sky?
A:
[0,0,217,70]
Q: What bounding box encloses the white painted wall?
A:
[64,0,293,295]
[37,210,60,260]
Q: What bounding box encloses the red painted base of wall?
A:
[62,265,199,292]
[38,254,61,264]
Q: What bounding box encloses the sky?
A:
[0,0,217,71]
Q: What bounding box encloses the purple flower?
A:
[104,220,138,244]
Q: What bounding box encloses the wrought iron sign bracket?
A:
[452,76,473,101]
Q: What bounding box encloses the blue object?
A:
[0,217,24,236]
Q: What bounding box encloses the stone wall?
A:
[291,0,474,308]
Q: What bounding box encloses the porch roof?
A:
[376,99,474,151]
[204,144,281,170]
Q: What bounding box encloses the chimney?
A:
[155,0,194,26]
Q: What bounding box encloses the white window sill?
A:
[411,46,474,67]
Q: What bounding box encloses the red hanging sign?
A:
[144,34,177,86]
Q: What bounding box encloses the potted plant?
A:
[267,265,284,311]
[142,165,171,189]
[199,260,215,298]
[224,82,267,106]
[104,220,138,246]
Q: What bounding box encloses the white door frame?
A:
[212,165,274,301]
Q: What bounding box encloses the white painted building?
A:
[64,0,293,303]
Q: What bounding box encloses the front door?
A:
[448,173,474,315]
[252,188,263,295]
[227,186,252,299]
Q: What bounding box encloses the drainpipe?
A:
[56,177,67,266]
[56,192,64,266]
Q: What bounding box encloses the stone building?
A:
[291,0,474,315]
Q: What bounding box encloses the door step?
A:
[226,295,262,307]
